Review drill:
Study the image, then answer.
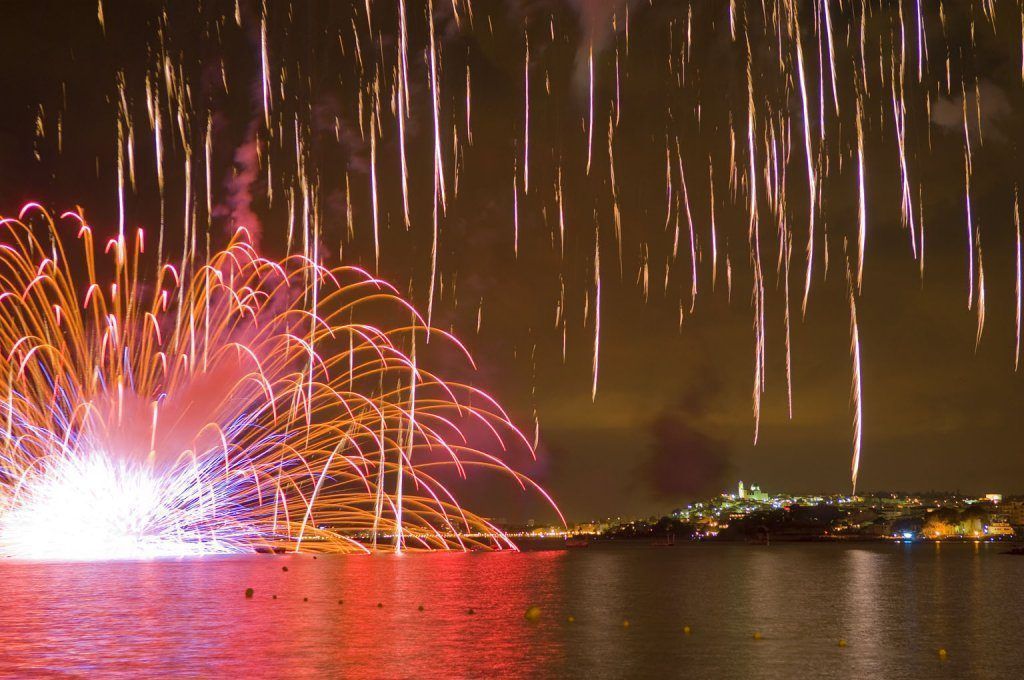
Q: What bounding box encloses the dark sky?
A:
[1,0,1023,523]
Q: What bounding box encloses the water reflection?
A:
[0,542,1020,677]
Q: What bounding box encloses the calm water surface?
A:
[0,541,1020,678]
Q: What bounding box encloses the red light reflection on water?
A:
[0,550,568,677]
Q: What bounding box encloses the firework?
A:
[0,205,558,560]
[23,0,1024,500]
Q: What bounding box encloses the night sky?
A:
[2,0,1023,523]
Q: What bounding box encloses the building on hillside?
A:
[985,521,1015,537]
[745,483,769,503]
[1003,501,1024,526]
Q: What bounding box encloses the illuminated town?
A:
[510,482,1022,543]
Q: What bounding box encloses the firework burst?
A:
[0,205,558,560]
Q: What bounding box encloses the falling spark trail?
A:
[393,342,416,555]
[964,149,974,310]
[976,232,986,351]
[428,0,446,211]
[609,112,622,272]
[557,166,566,259]
[856,99,867,292]
[116,119,126,240]
[586,43,594,176]
[465,62,472,145]
[260,12,270,129]
[592,222,601,401]
[664,141,673,231]
[916,0,926,82]
[892,74,918,261]
[784,232,793,418]
[709,161,718,290]
[427,167,439,331]
[523,30,529,194]
[746,44,765,443]
[846,253,863,496]
[1016,191,1023,371]
[370,111,380,271]
[513,163,519,257]
[822,0,840,112]
[675,141,697,310]
[794,20,818,314]
[396,0,411,229]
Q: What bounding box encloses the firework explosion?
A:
[0,205,558,559]
[9,0,1024,515]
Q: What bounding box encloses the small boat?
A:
[564,536,590,548]
[748,526,770,546]
[253,545,289,555]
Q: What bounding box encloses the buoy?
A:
[524,605,542,621]
[838,639,847,648]
[282,566,288,572]
[272,595,277,600]
[303,597,308,602]
[467,608,475,615]
[938,648,948,660]
[418,604,424,611]
[683,625,692,635]
[338,599,343,605]
[244,588,254,598]
[622,619,630,628]
[753,631,762,640]
[377,602,383,608]
[567,615,575,623]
